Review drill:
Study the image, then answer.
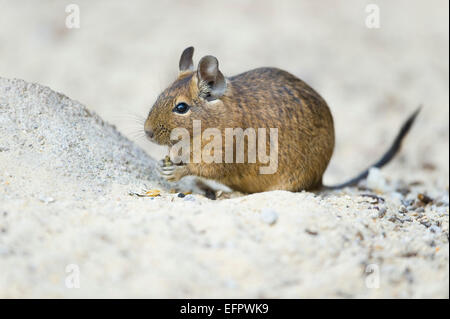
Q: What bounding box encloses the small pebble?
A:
[402,199,415,207]
[39,195,55,204]
[177,193,186,198]
[305,229,319,236]
[429,225,441,234]
[398,205,408,215]
[434,206,448,214]
[388,216,398,223]
[435,195,449,207]
[260,208,278,225]
[183,195,196,202]
[418,193,433,205]
[366,167,390,192]
[378,207,387,218]
[390,192,404,202]
[420,221,432,228]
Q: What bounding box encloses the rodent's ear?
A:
[197,55,226,101]
[179,46,194,72]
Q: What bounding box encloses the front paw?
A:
[157,158,188,182]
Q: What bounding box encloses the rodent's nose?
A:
[144,119,155,140]
[145,128,154,139]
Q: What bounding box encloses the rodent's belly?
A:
[223,174,281,193]
[218,163,319,193]
[222,169,322,193]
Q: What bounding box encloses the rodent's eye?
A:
[173,102,190,114]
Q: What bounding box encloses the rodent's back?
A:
[222,67,335,191]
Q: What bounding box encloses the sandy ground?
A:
[0,78,448,298]
[0,0,449,298]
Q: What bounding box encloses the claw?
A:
[157,157,187,182]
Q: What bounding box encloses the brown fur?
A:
[144,47,334,193]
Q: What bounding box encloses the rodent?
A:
[144,46,420,194]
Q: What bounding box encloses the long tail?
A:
[325,106,421,190]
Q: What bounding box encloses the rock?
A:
[183,195,196,202]
[435,195,449,207]
[260,208,278,225]
[366,167,391,193]
[38,195,55,204]
[378,207,387,218]
[429,225,441,234]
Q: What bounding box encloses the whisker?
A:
[126,131,148,143]
[111,113,147,125]
[122,127,146,138]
